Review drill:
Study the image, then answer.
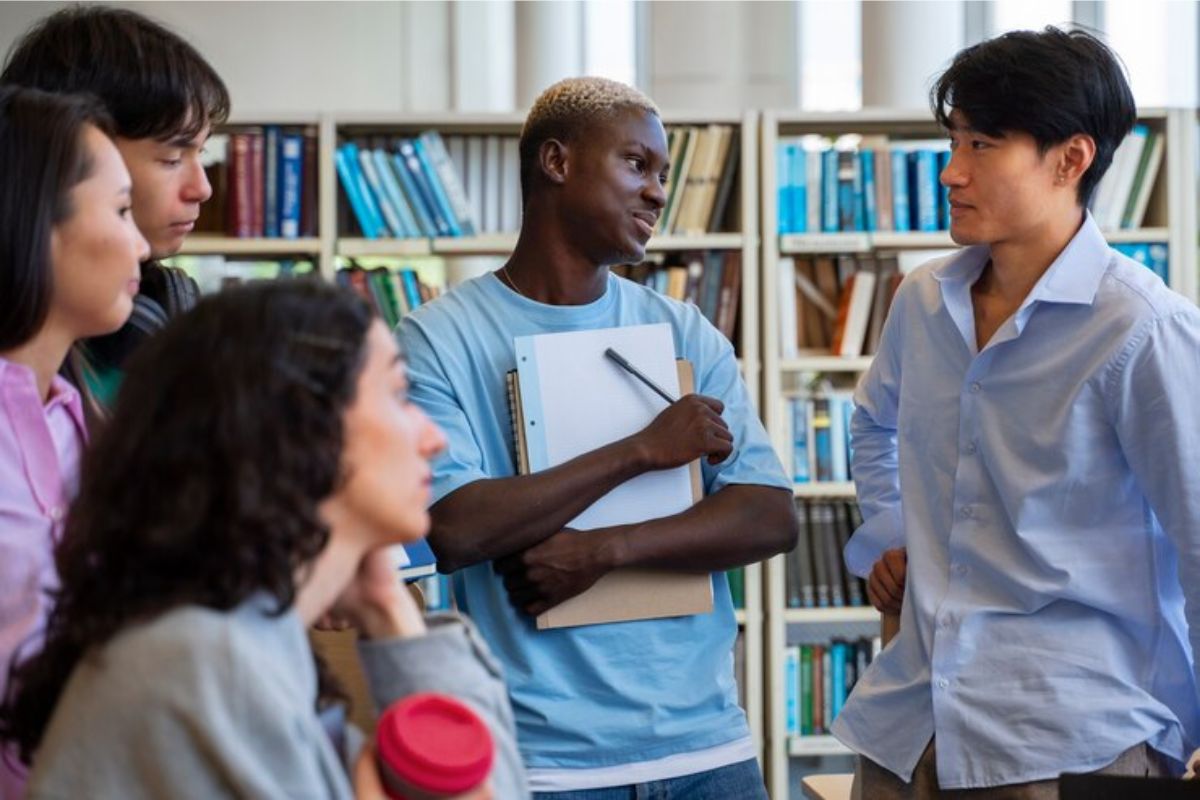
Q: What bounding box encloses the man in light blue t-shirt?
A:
[397,77,797,799]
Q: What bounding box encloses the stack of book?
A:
[784,637,881,738]
[610,251,742,341]
[656,124,741,235]
[778,254,902,358]
[776,136,950,235]
[197,127,319,239]
[785,500,867,609]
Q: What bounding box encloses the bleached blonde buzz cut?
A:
[519,76,660,204]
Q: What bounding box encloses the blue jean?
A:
[532,758,768,800]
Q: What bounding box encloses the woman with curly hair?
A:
[0,84,150,796]
[0,280,528,799]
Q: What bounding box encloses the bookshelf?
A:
[758,108,1199,798]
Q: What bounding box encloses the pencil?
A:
[604,347,677,405]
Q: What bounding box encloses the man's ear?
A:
[1055,133,1096,189]
[538,138,569,186]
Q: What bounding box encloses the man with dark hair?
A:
[2,5,230,395]
[836,27,1200,798]
[399,77,797,798]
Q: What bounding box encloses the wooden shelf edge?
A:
[783,607,879,624]
[788,734,853,757]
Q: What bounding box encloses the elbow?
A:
[759,491,800,557]
[427,523,472,574]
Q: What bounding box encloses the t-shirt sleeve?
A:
[690,317,790,495]
[397,315,489,504]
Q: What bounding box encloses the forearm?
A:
[844,405,902,578]
[429,436,648,571]
[606,484,797,573]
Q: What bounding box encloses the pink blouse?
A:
[0,358,86,799]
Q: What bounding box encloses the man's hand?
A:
[866,547,906,614]
[629,394,733,469]
[494,528,622,616]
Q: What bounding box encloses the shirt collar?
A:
[932,211,1111,308]
[1,358,88,437]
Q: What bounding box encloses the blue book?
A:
[335,143,381,239]
[843,397,855,480]
[412,136,462,237]
[890,150,911,232]
[792,397,810,483]
[264,126,280,237]
[829,394,849,482]
[821,149,840,233]
[278,132,303,239]
[859,150,877,232]
[831,641,847,719]
[789,144,808,233]
[812,398,833,482]
[910,150,939,232]
[358,147,405,238]
[389,152,438,237]
[937,149,951,230]
[397,139,454,237]
[417,131,477,235]
[777,143,794,234]
[784,647,800,737]
[372,148,419,238]
[396,537,437,581]
[399,268,423,310]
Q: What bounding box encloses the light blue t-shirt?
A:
[398,271,789,770]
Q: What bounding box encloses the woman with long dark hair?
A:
[0,280,527,799]
[0,84,149,796]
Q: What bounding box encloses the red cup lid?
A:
[377,693,494,796]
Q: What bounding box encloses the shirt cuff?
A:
[844,506,904,578]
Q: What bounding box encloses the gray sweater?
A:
[27,595,529,799]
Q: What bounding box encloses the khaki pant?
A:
[853,738,1170,800]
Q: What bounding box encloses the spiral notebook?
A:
[505,323,712,630]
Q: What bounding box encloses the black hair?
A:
[0,85,114,351]
[0,280,374,764]
[1,4,230,142]
[931,26,1137,205]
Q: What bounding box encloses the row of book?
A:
[1089,124,1164,231]
[779,253,901,357]
[610,252,742,341]
[335,261,445,329]
[786,389,855,485]
[656,124,740,236]
[337,132,482,240]
[784,637,881,738]
[776,136,950,235]
[785,500,866,609]
[197,127,320,239]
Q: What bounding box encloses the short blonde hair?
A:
[519,76,660,203]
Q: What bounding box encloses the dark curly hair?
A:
[0,279,373,764]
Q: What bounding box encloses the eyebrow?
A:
[164,133,205,149]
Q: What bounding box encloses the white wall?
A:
[0,1,451,116]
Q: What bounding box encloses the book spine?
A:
[334,144,379,239]
[412,136,462,236]
[789,142,807,234]
[249,130,265,237]
[374,149,420,238]
[419,131,477,235]
[860,150,877,232]
[301,126,319,237]
[821,149,839,233]
[263,125,280,237]
[398,140,453,236]
[800,645,814,736]
[777,143,793,234]
[785,646,800,737]
[912,150,939,232]
[227,133,252,238]
[278,133,303,239]
[890,149,911,232]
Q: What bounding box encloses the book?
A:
[507,323,712,629]
[278,132,304,239]
[391,537,437,581]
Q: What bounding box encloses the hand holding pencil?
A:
[606,346,733,468]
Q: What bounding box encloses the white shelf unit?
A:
[758,108,1197,799]
[326,111,769,753]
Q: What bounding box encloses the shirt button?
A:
[937,678,950,689]
[961,506,973,519]
[956,564,969,575]
[48,506,64,522]
[969,382,982,394]
[965,442,977,455]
